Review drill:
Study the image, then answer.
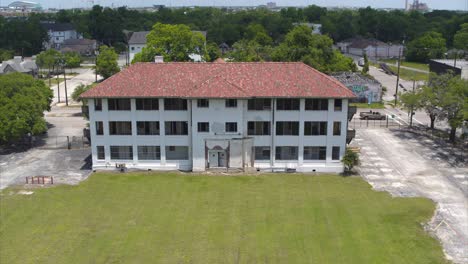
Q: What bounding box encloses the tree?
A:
[453,23,468,51]
[71,83,95,103]
[440,77,468,142]
[419,73,452,129]
[245,23,273,46]
[342,148,359,173]
[36,49,61,86]
[0,49,14,61]
[133,23,206,63]
[229,39,272,62]
[96,45,119,80]
[399,88,421,127]
[406,31,447,63]
[0,73,53,144]
[272,25,356,73]
[361,52,369,75]
[205,42,221,62]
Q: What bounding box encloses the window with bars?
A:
[197,99,209,108]
[254,146,270,160]
[275,146,298,160]
[137,121,160,135]
[95,121,104,135]
[164,98,187,110]
[225,99,237,108]
[332,146,340,160]
[304,146,327,160]
[334,99,342,111]
[276,122,299,135]
[247,122,270,135]
[304,122,327,136]
[276,99,300,110]
[110,146,133,160]
[225,122,238,133]
[96,146,105,160]
[136,99,159,110]
[305,99,328,111]
[94,99,102,111]
[137,146,161,160]
[165,121,188,135]
[108,99,131,111]
[109,121,132,135]
[248,98,271,110]
[197,122,210,132]
[333,122,341,136]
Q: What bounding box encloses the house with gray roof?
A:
[0,56,38,76]
[41,22,82,50]
[337,37,403,60]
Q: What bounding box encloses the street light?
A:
[94,48,99,82]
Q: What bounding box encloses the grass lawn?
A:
[382,59,429,72]
[350,102,385,109]
[388,65,429,82]
[0,173,447,264]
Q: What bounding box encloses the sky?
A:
[7,0,468,11]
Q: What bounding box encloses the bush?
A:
[342,148,359,173]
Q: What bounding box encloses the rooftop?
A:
[128,30,208,45]
[81,62,355,99]
[40,22,76,32]
[431,59,468,70]
[331,72,381,85]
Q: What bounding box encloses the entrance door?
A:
[209,151,219,167]
[218,151,226,167]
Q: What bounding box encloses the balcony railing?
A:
[346,129,356,144]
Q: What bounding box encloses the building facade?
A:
[82,62,355,173]
[41,22,82,50]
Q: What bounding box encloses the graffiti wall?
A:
[349,84,381,103]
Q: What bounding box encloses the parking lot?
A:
[352,128,467,263]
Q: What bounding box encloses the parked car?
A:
[359,111,386,120]
[358,58,365,66]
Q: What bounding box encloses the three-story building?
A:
[81,61,356,173]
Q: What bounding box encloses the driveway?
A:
[352,128,468,263]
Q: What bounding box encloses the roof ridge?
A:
[192,73,248,96]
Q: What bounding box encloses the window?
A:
[164,98,187,110]
[109,121,132,135]
[198,122,209,132]
[225,122,238,133]
[225,99,237,108]
[197,99,209,108]
[247,122,270,135]
[276,99,300,110]
[254,146,270,160]
[131,47,135,51]
[334,99,342,111]
[276,122,299,136]
[248,99,271,110]
[108,99,131,111]
[97,146,105,160]
[137,122,160,135]
[305,99,328,111]
[95,121,104,135]
[275,146,298,160]
[138,146,161,160]
[166,146,189,160]
[136,99,159,110]
[110,146,133,160]
[304,122,327,136]
[304,146,327,160]
[333,122,341,136]
[94,99,102,111]
[332,146,340,160]
[165,121,188,135]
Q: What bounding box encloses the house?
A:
[0,56,38,76]
[219,42,231,55]
[80,60,356,173]
[60,38,97,56]
[41,22,82,50]
[293,23,322,34]
[128,30,207,62]
[337,37,403,60]
[331,72,383,103]
[429,59,468,80]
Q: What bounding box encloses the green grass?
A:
[388,65,429,82]
[382,59,429,72]
[43,77,65,87]
[0,173,447,264]
[350,102,385,109]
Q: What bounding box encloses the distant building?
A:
[266,2,276,9]
[0,56,38,76]
[60,39,97,56]
[128,30,207,63]
[337,37,403,60]
[219,42,231,55]
[7,1,42,11]
[293,23,322,35]
[41,22,82,50]
[429,59,468,80]
[407,0,429,12]
[331,72,383,103]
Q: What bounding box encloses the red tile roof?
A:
[81,62,356,99]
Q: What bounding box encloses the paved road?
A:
[51,68,100,105]
[353,129,468,263]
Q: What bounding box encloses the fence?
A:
[26,176,54,185]
[34,135,90,150]
[349,118,403,129]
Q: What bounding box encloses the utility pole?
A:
[409,79,416,127]
[394,47,402,107]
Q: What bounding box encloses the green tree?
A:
[0,49,14,61]
[96,45,119,80]
[71,83,96,103]
[205,42,221,62]
[245,23,273,46]
[133,23,206,63]
[361,52,369,75]
[229,39,272,62]
[0,73,53,144]
[406,31,447,63]
[36,49,61,86]
[453,23,468,51]
[342,148,359,174]
[419,73,453,129]
[440,76,468,142]
[399,88,421,127]
[272,25,356,73]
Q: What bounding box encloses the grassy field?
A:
[388,65,429,82]
[350,102,385,109]
[382,59,429,72]
[0,173,447,264]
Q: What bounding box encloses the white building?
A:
[81,61,356,173]
[128,31,207,63]
[337,37,403,60]
[41,22,82,50]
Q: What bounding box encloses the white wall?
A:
[89,98,349,173]
[129,44,146,62]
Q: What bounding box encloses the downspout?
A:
[189,99,193,171]
[270,99,275,171]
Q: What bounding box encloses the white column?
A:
[159,98,166,165]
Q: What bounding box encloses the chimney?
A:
[13,56,22,64]
[154,56,164,63]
